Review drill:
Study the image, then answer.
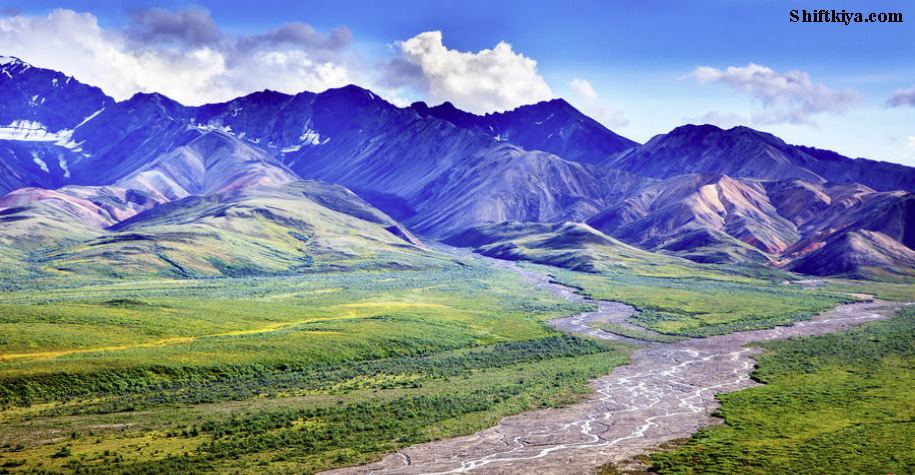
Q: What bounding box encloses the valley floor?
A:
[321,259,910,474]
[0,248,913,474]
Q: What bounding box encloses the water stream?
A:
[324,257,904,474]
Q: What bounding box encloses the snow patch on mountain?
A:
[300,128,324,145]
[58,156,71,178]
[188,122,233,134]
[75,109,104,129]
[31,153,49,173]
[0,120,81,149]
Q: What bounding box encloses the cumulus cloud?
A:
[570,78,598,102]
[887,86,915,108]
[569,78,628,128]
[380,31,553,114]
[0,8,352,105]
[127,6,222,47]
[687,63,859,124]
[905,137,915,163]
[1,11,561,114]
[692,110,750,129]
[236,23,353,63]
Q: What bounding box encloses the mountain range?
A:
[1,55,913,281]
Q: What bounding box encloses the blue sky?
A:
[1,0,913,164]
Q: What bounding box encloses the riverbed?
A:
[323,258,905,474]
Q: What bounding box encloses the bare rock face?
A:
[589,173,797,254]
[117,131,298,200]
[783,190,914,253]
[785,230,915,279]
[0,185,166,248]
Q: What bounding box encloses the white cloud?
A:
[887,86,915,108]
[0,11,570,116]
[570,78,598,102]
[383,31,553,114]
[568,78,628,128]
[904,137,915,163]
[691,110,750,129]
[687,63,859,124]
[0,8,352,105]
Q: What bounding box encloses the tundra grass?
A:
[0,336,633,474]
[0,262,638,474]
[649,306,915,475]
[589,322,686,343]
[545,266,855,337]
[823,279,915,301]
[0,265,592,407]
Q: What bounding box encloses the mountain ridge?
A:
[2,56,915,280]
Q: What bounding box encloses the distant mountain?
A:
[2,57,915,281]
[117,131,298,200]
[588,173,798,255]
[796,145,915,193]
[784,230,915,281]
[0,56,115,191]
[781,188,915,257]
[606,124,915,192]
[411,98,638,165]
[0,61,643,236]
[0,56,113,132]
[0,185,165,249]
[190,85,647,236]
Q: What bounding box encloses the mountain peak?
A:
[0,56,34,75]
[0,56,27,67]
[528,97,573,112]
[608,123,824,182]
[122,92,187,117]
[408,96,636,164]
[323,84,380,101]
[668,123,723,136]
[409,101,429,112]
[231,89,293,105]
[126,91,176,103]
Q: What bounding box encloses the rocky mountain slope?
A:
[1,56,914,280]
[411,98,637,165]
[606,124,915,192]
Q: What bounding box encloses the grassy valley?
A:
[547,266,856,337]
[0,260,637,474]
[649,306,915,475]
[1,54,913,475]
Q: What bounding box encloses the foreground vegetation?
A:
[3,242,909,474]
[650,306,915,474]
[0,260,639,474]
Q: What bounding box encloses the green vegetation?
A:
[0,261,635,474]
[546,266,856,337]
[823,279,915,301]
[589,322,685,343]
[2,232,905,474]
[444,221,700,274]
[655,228,772,265]
[0,181,445,279]
[650,306,915,475]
